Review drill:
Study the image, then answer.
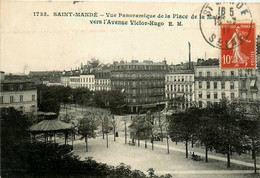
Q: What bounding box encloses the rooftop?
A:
[113,60,167,66]
[1,79,35,84]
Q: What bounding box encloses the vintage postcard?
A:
[1,1,260,177]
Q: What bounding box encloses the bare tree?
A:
[110,114,120,141]
[78,111,98,152]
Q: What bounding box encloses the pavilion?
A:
[28,112,74,147]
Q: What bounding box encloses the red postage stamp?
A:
[220,23,256,69]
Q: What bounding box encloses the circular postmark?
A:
[199,2,253,50]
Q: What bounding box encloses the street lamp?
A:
[124,116,128,144]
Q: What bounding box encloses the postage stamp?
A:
[220,23,256,69]
[199,2,253,50]
[199,2,256,69]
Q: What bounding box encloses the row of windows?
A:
[198,92,235,100]
[198,81,235,90]
[80,77,94,83]
[112,72,165,79]
[113,65,167,71]
[0,83,35,92]
[240,92,258,100]
[70,78,80,82]
[95,79,111,85]
[166,75,193,82]
[16,105,37,112]
[80,84,94,89]
[166,84,193,92]
[95,86,111,91]
[197,70,236,77]
[128,88,164,96]
[166,94,193,101]
[198,98,236,108]
[0,95,36,104]
[127,96,164,103]
[112,80,164,87]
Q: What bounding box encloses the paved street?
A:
[73,134,259,177]
[58,107,260,177]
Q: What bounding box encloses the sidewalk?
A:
[116,137,260,169]
[73,136,260,177]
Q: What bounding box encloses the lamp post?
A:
[106,131,109,148]
[147,110,154,150]
[165,108,170,154]
[124,116,127,144]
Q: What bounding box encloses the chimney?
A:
[188,42,191,69]
[0,71,5,81]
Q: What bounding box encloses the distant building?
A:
[94,69,111,91]
[194,60,239,108]
[69,75,80,89]
[111,60,168,113]
[61,71,71,87]
[238,69,260,103]
[0,71,5,81]
[80,73,95,91]
[29,71,62,85]
[165,70,195,110]
[0,72,37,114]
[238,36,260,103]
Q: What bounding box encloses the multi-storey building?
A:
[94,69,111,91]
[80,74,95,91]
[29,71,62,85]
[69,75,80,89]
[238,69,260,103]
[165,70,194,110]
[111,60,168,113]
[61,71,71,87]
[0,72,37,114]
[194,63,239,108]
[238,36,260,103]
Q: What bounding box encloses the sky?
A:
[1,1,260,73]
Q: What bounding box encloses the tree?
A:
[130,115,147,147]
[168,111,195,158]
[71,87,92,108]
[110,114,120,141]
[145,111,157,149]
[196,105,217,162]
[210,99,247,168]
[1,107,32,176]
[92,90,126,114]
[96,108,111,139]
[88,58,101,69]
[239,102,260,173]
[105,90,126,114]
[78,112,98,152]
[36,85,61,117]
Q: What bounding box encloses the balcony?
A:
[238,98,260,103]
[250,74,257,80]
[239,74,247,79]
[250,86,258,92]
[194,76,238,81]
[239,88,248,92]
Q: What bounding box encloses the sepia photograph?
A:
[1,1,260,177]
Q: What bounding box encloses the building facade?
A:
[194,65,239,108]
[0,73,37,114]
[94,70,111,91]
[29,71,62,85]
[165,70,195,110]
[61,75,70,87]
[238,69,260,103]
[111,60,168,113]
[69,75,80,89]
[80,74,95,91]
